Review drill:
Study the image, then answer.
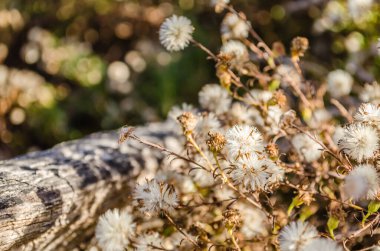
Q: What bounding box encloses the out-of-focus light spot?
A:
[115,22,133,39]
[159,3,174,16]
[345,32,364,53]
[156,52,172,66]
[22,42,40,64]
[84,29,99,43]
[125,51,146,72]
[37,86,55,107]
[108,61,130,83]
[308,6,320,19]
[257,11,271,25]
[1,130,12,143]
[270,5,285,21]
[10,107,25,125]
[332,39,344,54]
[179,0,194,10]
[0,44,8,63]
[86,70,103,86]
[145,7,165,25]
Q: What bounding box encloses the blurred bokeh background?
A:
[0,0,379,159]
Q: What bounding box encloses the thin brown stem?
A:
[164,211,199,248]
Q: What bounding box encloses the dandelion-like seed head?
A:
[220,40,248,62]
[326,69,353,98]
[134,232,164,251]
[354,103,380,126]
[198,84,232,114]
[225,124,264,160]
[360,82,380,105]
[134,179,179,215]
[159,15,194,52]
[279,220,318,251]
[291,133,322,163]
[221,13,250,40]
[338,123,379,162]
[95,209,135,251]
[344,164,379,201]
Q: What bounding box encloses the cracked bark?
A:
[0,121,181,251]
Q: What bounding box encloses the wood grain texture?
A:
[0,122,181,251]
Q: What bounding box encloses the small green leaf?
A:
[362,201,380,224]
[327,216,340,240]
[287,195,304,216]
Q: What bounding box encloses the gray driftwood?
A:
[0,122,180,251]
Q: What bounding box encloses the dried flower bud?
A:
[207,131,226,152]
[273,91,287,108]
[291,36,309,58]
[298,190,314,206]
[178,112,197,135]
[279,110,297,129]
[118,126,135,144]
[216,63,232,89]
[266,143,279,160]
[223,208,241,230]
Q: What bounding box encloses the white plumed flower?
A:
[221,13,250,40]
[228,102,255,124]
[344,164,379,201]
[348,0,373,20]
[134,179,179,215]
[354,103,380,126]
[225,125,264,160]
[198,84,232,114]
[95,209,135,251]
[279,220,318,251]
[291,133,322,163]
[229,155,284,191]
[333,126,345,146]
[338,123,379,162]
[220,40,248,62]
[194,113,221,142]
[134,232,164,251]
[302,238,343,251]
[326,69,353,98]
[159,15,194,52]
[234,203,269,239]
[360,82,380,105]
[168,103,196,121]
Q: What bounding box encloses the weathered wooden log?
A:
[0,121,181,251]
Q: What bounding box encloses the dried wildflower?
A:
[168,103,196,121]
[278,220,318,251]
[178,112,198,134]
[275,64,301,87]
[221,13,250,40]
[228,102,255,124]
[272,91,287,108]
[229,155,284,191]
[134,232,164,251]
[245,89,273,104]
[159,15,194,52]
[344,164,379,201]
[223,208,241,229]
[134,179,179,215]
[291,36,309,58]
[338,123,379,162]
[326,69,353,98]
[225,124,264,160]
[291,133,322,163]
[198,84,232,114]
[279,110,297,129]
[207,131,226,152]
[266,143,279,159]
[303,238,343,251]
[220,40,248,62]
[354,103,380,126]
[95,209,135,251]
[216,63,232,89]
[211,0,230,13]
[360,82,380,105]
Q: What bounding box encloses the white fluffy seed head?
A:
[220,40,248,62]
[291,133,322,163]
[225,124,264,160]
[198,84,232,114]
[229,156,284,191]
[302,238,343,251]
[134,179,179,215]
[360,82,380,105]
[326,69,353,98]
[344,164,379,201]
[338,123,379,162]
[95,209,135,251]
[134,232,164,251]
[194,113,221,142]
[354,103,380,126]
[221,13,250,40]
[159,15,194,52]
[278,220,318,251]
